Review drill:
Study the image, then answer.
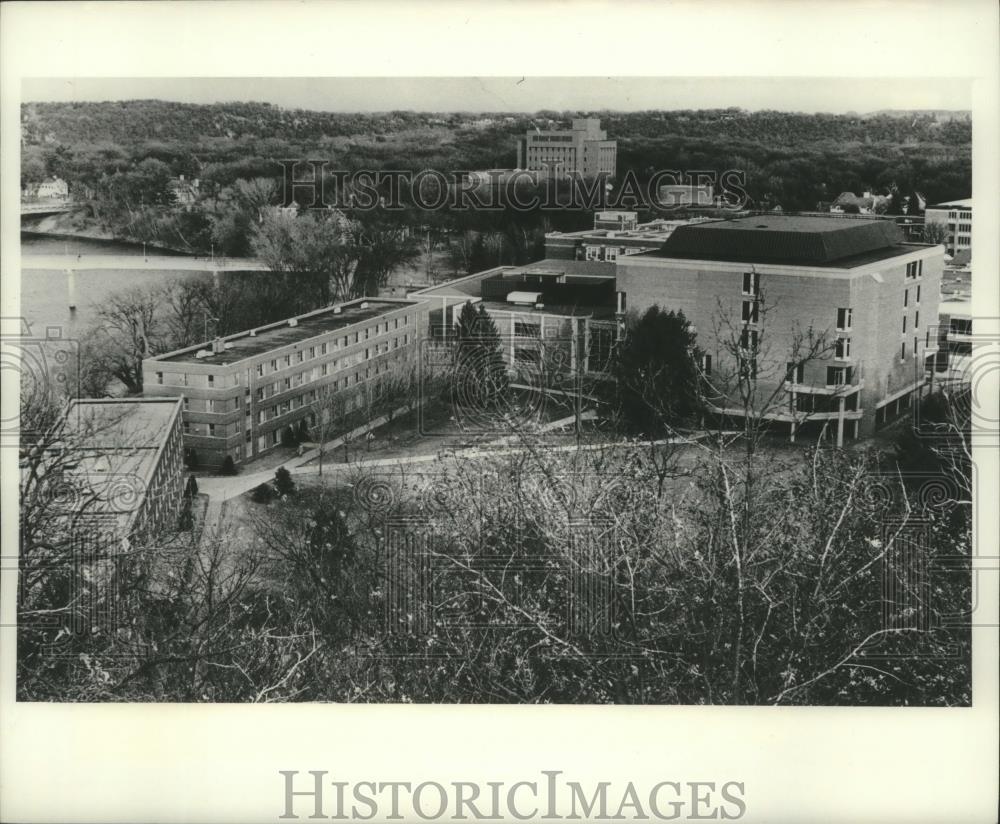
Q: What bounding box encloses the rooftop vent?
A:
[333,306,342,314]
[288,318,298,327]
[195,349,211,359]
[249,329,256,337]
[211,337,225,354]
[360,301,369,309]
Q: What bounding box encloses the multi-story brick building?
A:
[924,198,972,256]
[615,215,944,441]
[143,297,428,468]
[60,397,185,544]
[516,118,617,179]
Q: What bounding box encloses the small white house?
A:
[35,177,69,199]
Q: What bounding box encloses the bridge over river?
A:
[21,252,268,273]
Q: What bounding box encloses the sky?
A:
[21,77,972,115]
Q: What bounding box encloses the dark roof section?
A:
[651,215,906,265]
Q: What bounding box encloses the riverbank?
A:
[21,210,200,256]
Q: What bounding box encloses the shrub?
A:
[281,426,298,448]
[274,466,295,496]
[251,483,275,503]
[221,455,238,476]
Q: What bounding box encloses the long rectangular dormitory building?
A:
[143,297,428,468]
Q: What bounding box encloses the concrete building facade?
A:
[924,198,972,256]
[615,215,944,440]
[143,297,428,468]
[516,118,617,179]
[61,397,185,544]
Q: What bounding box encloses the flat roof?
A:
[153,298,422,366]
[510,259,615,278]
[65,398,180,450]
[928,198,972,209]
[647,214,925,266]
[480,300,614,320]
[59,398,182,523]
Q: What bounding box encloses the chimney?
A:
[211,337,224,354]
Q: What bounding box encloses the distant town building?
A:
[462,169,530,187]
[924,198,972,256]
[27,176,69,200]
[592,210,638,231]
[516,118,617,179]
[56,397,185,545]
[143,297,428,468]
[830,191,891,215]
[168,175,200,208]
[545,212,718,261]
[616,215,945,441]
[657,183,721,209]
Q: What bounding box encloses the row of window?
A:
[153,316,412,387]
[249,338,408,402]
[904,259,923,280]
[902,285,922,307]
[901,312,921,334]
[253,316,410,378]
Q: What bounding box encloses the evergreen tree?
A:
[178,502,194,531]
[616,306,701,436]
[453,301,509,411]
[220,455,238,476]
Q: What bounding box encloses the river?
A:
[18,234,262,336]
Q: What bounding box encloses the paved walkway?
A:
[191,409,723,505]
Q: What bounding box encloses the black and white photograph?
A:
[12,73,980,706]
[1,2,997,823]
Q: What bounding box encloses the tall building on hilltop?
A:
[616,215,944,441]
[516,118,617,179]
